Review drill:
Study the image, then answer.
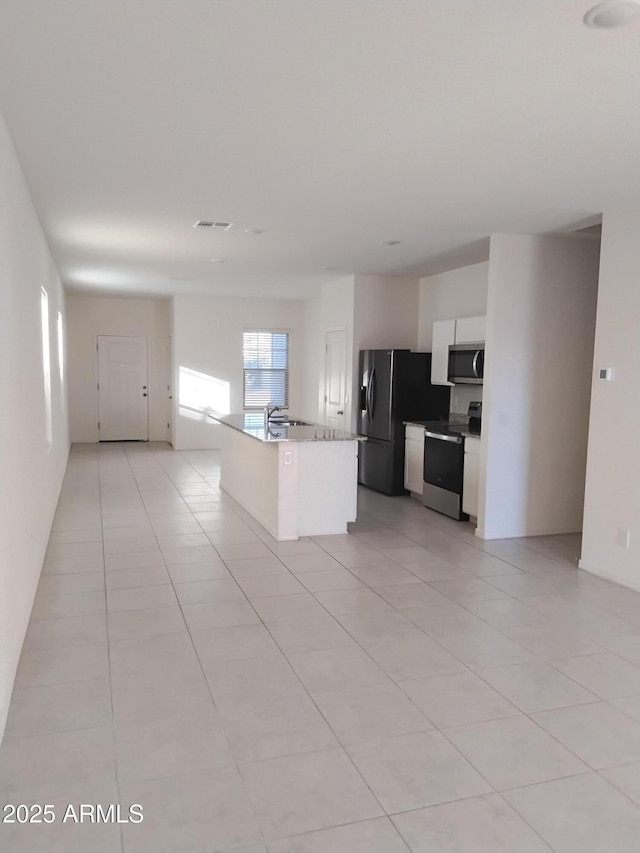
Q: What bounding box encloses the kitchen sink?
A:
[269,418,310,427]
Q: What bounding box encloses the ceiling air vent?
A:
[193,220,233,231]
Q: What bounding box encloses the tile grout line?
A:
[14,442,639,851]
[143,445,417,835]
[122,441,270,850]
[97,443,127,853]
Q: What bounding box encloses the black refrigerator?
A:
[357,350,450,496]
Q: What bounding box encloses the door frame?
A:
[168,333,174,446]
[96,334,150,442]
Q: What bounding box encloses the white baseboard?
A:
[475,524,582,541]
[578,559,640,593]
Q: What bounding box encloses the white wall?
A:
[450,384,483,417]
[172,295,305,449]
[302,275,422,431]
[479,234,599,540]
[581,203,640,589]
[66,296,171,443]
[354,275,419,351]
[0,112,69,740]
[301,294,323,423]
[352,274,418,425]
[417,262,489,350]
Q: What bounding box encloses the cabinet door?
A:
[455,315,486,344]
[404,438,424,494]
[462,450,480,517]
[403,439,411,491]
[431,320,456,385]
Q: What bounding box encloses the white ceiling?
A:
[0,1,634,300]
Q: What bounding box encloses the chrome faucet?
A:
[265,402,282,420]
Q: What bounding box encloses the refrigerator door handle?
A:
[365,375,372,420]
[370,368,376,419]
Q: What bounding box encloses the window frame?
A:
[242,329,290,411]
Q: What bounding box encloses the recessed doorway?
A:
[97,335,149,441]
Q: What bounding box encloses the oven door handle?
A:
[424,431,463,444]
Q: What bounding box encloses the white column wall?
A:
[479,234,599,539]
[581,203,640,589]
[301,294,324,423]
[417,262,489,351]
[0,112,69,740]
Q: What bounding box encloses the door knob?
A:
[143,393,147,397]
[337,410,344,415]
[142,385,147,389]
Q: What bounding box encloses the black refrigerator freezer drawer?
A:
[358,438,405,496]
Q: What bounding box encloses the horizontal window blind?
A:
[243,331,289,409]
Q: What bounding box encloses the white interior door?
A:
[97,336,149,441]
[324,328,347,430]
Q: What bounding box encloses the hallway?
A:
[3,442,640,851]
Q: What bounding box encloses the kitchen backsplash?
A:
[449,385,483,421]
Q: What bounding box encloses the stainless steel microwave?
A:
[448,343,484,385]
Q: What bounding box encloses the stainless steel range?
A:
[422,401,481,520]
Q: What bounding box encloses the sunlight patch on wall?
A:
[57,310,64,387]
[41,287,52,447]
[178,366,230,421]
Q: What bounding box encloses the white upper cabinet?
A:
[431,319,456,385]
[454,315,486,344]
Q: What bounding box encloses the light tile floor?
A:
[4,442,640,851]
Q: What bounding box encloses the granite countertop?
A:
[404,419,482,439]
[209,413,362,443]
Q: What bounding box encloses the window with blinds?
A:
[242,331,289,409]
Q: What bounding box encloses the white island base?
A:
[217,419,359,541]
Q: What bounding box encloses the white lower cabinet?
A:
[463,436,481,518]
[404,425,424,496]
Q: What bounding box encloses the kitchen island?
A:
[209,413,361,541]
